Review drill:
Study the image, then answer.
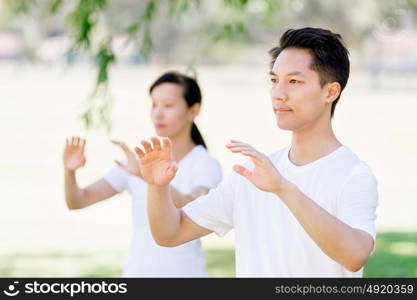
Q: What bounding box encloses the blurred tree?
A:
[4,0,285,131]
[3,0,417,130]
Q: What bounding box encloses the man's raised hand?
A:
[134,136,177,186]
[226,139,287,194]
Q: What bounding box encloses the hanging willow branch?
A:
[5,0,283,131]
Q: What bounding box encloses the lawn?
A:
[1,232,416,277]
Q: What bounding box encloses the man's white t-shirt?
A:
[104,145,222,277]
[183,145,378,277]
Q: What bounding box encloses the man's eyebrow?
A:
[286,71,304,76]
[269,70,305,76]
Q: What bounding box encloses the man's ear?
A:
[188,103,201,121]
[325,82,342,104]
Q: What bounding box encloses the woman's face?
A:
[150,82,197,138]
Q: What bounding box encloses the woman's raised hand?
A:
[63,137,86,171]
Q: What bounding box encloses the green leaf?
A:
[95,43,115,85]
[48,0,65,15]
[142,0,156,22]
[127,22,141,35]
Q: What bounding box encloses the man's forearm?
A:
[170,186,193,208]
[147,184,183,246]
[275,181,373,272]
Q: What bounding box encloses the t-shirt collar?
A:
[281,145,346,172]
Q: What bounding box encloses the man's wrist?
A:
[148,183,170,193]
[272,179,296,197]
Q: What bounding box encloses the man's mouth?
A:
[274,107,293,113]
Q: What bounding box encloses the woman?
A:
[63,71,222,277]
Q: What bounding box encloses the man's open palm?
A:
[135,137,177,186]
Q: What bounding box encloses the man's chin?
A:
[276,121,294,131]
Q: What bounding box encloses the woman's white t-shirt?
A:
[103,145,222,277]
[183,145,378,277]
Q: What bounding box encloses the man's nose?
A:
[271,84,288,102]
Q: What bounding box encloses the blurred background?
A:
[0,0,416,277]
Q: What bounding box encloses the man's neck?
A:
[289,117,341,166]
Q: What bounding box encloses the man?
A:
[134,27,378,277]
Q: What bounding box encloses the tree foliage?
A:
[5,0,417,130]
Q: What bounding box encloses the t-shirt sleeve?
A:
[103,163,129,193]
[191,156,222,190]
[337,170,378,241]
[182,172,236,237]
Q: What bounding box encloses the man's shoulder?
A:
[267,146,290,160]
[328,146,377,182]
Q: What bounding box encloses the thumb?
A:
[166,161,178,179]
[233,164,252,180]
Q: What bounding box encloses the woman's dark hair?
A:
[149,71,207,149]
[269,27,350,118]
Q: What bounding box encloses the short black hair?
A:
[269,27,350,118]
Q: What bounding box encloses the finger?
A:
[227,145,256,155]
[111,139,125,147]
[227,144,252,150]
[241,150,264,164]
[230,139,248,146]
[141,140,153,153]
[166,161,177,179]
[111,139,128,152]
[134,147,145,159]
[162,137,172,155]
[226,142,250,149]
[150,136,162,151]
[233,164,253,179]
[65,138,69,147]
[110,139,122,146]
[227,146,247,153]
[114,160,126,169]
[74,137,80,147]
[80,139,86,150]
[229,146,263,164]
[71,136,76,146]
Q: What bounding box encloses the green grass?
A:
[205,248,235,277]
[364,232,417,277]
[1,232,415,277]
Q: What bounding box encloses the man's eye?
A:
[270,78,277,83]
[289,79,300,84]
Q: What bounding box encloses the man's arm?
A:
[136,137,212,247]
[147,184,212,246]
[227,140,374,272]
[170,186,209,208]
[276,182,373,272]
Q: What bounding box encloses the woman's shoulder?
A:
[187,145,221,168]
[190,145,216,159]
